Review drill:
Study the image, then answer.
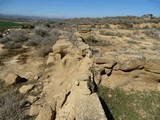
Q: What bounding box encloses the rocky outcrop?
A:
[94,57,117,69]
[35,36,107,120]
[78,25,92,33]
[78,24,92,40]
[144,56,160,74]
[116,54,145,71]
[95,52,160,90]
[27,25,160,119]
[46,53,61,65]
[75,93,106,120]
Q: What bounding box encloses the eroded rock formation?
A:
[33,35,107,120]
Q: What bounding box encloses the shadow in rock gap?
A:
[99,97,115,120]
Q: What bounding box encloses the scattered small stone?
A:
[29,104,42,116]
[34,75,39,80]
[108,94,112,98]
[27,95,38,103]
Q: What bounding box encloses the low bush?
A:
[100,30,124,37]
[21,24,35,29]
[9,30,28,42]
[0,30,28,50]
[4,41,22,50]
[0,92,25,120]
[34,26,49,37]
[38,46,52,57]
[143,29,160,40]
[85,37,111,46]
[26,35,43,46]
[127,40,138,44]
[0,36,12,44]
[0,25,60,57]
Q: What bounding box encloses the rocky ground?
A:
[0,17,160,120]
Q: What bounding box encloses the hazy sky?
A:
[0,0,160,18]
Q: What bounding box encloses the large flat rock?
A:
[75,93,107,120]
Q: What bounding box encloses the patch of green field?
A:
[0,20,21,29]
[98,86,160,120]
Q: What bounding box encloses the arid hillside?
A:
[0,16,160,120]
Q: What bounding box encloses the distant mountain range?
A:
[0,13,65,21]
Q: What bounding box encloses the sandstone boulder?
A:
[52,39,72,54]
[78,25,92,40]
[117,54,145,71]
[29,104,42,116]
[75,93,107,120]
[79,81,91,95]
[5,73,27,85]
[94,57,117,68]
[27,96,38,103]
[47,53,61,64]
[76,41,89,52]
[34,75,39,80]
[78,25,92,33]
[106,70,131,88]
[157,83,160,91]
[101,75,109,86]
[19,84,34,94]
[144,56,160,74]
[130,70,160,83]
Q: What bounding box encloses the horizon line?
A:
[0,13,160,19]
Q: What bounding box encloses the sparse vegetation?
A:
[85,37,111,46]
[38,62,54,70]
[127,40,138,44]
[4,41,22,50]
[0,30,28,49]
[0,91,26,120]
[34,26,49,37]
[98,86,160,120]
[38,46,52,57]
[143,29,160,40]
[0,24,60,57]
[89,67,97,75]
[100,30,123,37]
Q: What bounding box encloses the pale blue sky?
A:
[0,0,160,18]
